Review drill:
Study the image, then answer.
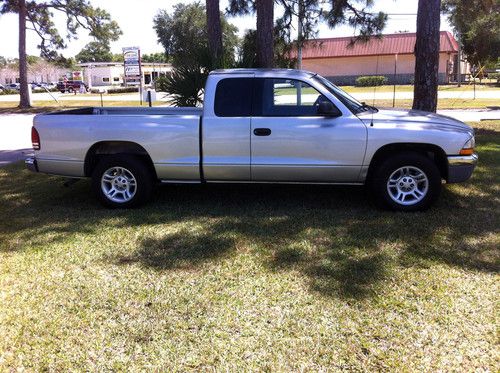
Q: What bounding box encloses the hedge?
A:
[0,89,18,95]
[355,75,387,87]
[90,87,139,94]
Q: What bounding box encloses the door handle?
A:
[253,128,272,136]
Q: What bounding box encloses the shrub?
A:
[355,75,387,87]
[89,87,138,94]
[0,89,18,95]
[488,72,500,82]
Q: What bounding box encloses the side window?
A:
[258,78,332,117]
[214,78,253,117]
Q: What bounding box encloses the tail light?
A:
[31,127,40,150]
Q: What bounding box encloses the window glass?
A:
[214,78,253,117]
[259,78,333,116]
[102,77,110,82]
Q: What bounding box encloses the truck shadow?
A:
[1,131,498,301]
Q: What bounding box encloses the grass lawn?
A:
[0,121,499,370]
[373,98,500,110]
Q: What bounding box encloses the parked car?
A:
[26,69,478,211]
[6,83,20,90]
[56,80,88,93]
[0,84,4,91]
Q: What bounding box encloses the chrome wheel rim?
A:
[387,166,428,206]
[101,166,137,203]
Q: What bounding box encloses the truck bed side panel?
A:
[34,114,201,180]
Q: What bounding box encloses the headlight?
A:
[460,136,475,155]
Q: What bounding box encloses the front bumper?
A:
[447,153,478,183]
[25,156,38,172]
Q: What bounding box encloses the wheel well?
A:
[366,143,448,181]
[84,141,157,179]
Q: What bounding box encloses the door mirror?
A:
[317,101,341,117]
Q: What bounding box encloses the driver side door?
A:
[250,78,367,182]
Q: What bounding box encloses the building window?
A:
[113,77,120,82]
[102,77,110,83]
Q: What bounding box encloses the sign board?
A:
[122,46,142,80]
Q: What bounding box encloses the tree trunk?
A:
[412,0,441,112]
[206,0,223,68]
[18,0,31,108]
[255,0,274,68]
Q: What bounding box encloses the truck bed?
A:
[34,107,202,181]
[48,106,203,116]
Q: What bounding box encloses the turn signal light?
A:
[31,127,40,150]
[459,148,474,156]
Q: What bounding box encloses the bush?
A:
[488,72,500,82]
[154,76,168,92]
[0,89,18,95]
[355,75,387,87]
[89,87,138,94]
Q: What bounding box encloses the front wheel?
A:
[371,152,441,211]
[91,155,153,208]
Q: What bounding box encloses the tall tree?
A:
[443,0,500,67]
[153,2,238,105]
[255,0,274,67]
[206,0,223,68]
[75,41,113,63]
[412,0,441,112]
[0,0,122,108]
[228,0,387,68]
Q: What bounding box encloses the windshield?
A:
[313,75,371,114]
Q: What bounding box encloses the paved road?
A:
[0,110,498,166]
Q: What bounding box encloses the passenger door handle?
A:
[253,128,272,136]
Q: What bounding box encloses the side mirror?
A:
[317,101,341,117]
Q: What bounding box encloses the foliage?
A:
[75,41,113,63]
[355,75,387,87]
[488,72,500,82]
[228,0,387,64]
[89,87,138,94]
[154,76,169,92]
[0,56,6,68]
[153,2,238,68]
[141,52,170,63]
[153,2,237,106]
[0,89,19,95]
[443,0,500,66]
[161,65,208,106]
[237,28,295,68]
[0,0,122,60]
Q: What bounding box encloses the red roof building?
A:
[300,31,464,84]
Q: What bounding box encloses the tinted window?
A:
[254,78,335,117]
[214,78,253,117]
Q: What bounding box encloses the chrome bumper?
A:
[447,154,478,183]
[25,156,38,172]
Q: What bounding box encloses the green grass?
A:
[1,121,499,370]
[373,98,500,109]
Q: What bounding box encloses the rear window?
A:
[214,78,253,117]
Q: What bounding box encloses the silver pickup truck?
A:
[26,68,477,211]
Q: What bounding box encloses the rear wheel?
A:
[91,155,153,208]
[67,87,74,93]
[371,152,441,211]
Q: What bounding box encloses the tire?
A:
[91,155,153,208]
[67,87,74,93]
[370,151,441,211]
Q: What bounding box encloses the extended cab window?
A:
[214,78,253,117]
[255,78,334,117]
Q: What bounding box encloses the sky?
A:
[0,0,454,59]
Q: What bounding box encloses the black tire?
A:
[67,87,74,93]
[91,155,153,208]
[370,151,441,211]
